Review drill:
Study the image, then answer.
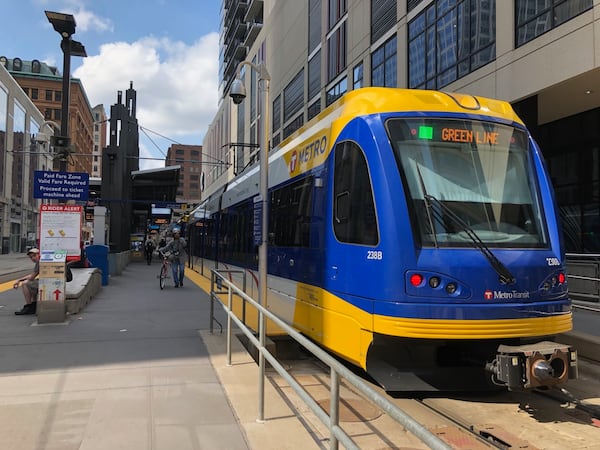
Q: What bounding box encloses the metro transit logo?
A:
[484,289,530,300]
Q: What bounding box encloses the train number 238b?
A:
[367,250,383,260]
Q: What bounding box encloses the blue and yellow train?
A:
[188,87,577,391]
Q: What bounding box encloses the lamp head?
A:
[229,78,246,105]
[45,10,76,37]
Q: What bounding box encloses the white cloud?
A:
[71,7,114,33]
[74,32,219,169]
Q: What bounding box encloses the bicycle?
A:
[157,250,170,289]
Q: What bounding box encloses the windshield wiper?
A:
[424,194,516,285]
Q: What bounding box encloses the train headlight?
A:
[446,283,457,294]
[429,276,441,288]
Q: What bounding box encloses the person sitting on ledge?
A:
[13,248,41,315]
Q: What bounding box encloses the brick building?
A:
[166,144,203,202]
[1,56,97,175]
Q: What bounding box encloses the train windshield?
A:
[386,118,548,248]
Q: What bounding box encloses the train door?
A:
[325,140,381,306]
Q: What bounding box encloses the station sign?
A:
[33,170,89,201]
[39,204,82,258]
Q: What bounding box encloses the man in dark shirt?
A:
[13,248,41,315]
[164,230,186,288]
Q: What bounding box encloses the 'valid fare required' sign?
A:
[34,171,89,201]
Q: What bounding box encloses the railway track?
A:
[266,354,600,449]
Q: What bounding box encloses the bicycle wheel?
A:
[159,264,167,290]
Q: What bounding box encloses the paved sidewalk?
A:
[0,261,268,450]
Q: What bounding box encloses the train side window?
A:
[270,176,314,247]
[333,141,379,245]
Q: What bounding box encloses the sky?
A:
[3,0,221,170]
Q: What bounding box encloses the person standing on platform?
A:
[144,235,155,265]
[13,248,41,315]
[164,229,186,288]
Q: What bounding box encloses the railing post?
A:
[330,369,340,450]
[227,284,232,366]
[209,271,215,334]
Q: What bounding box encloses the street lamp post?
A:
[45,10,87,172]
[230,61,270,422]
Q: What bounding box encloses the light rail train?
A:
[188,87,577,391]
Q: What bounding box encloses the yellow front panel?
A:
[374,313,573,339]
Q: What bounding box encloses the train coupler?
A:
[486,341,578,391]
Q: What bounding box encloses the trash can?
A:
[86,244,109,285]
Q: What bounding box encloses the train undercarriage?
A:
[365,335,578,392]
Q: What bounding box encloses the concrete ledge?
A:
[558,331,600,363]
[65,268,102,314]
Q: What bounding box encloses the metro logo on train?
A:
[285,133,328,176]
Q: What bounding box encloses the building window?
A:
[53,109,61,120]
[309,0,322,53]
[45,90,53,101]
[371,35,397,87]
[308,50,321,101]
[283,69,304,124]
[308,100,321,121]
[54,91,61,102]
[283,114,304,140]
[272,94,281,134]
[408,0,496,89]
[327,21,347,82]
[371,0,397,44]
[328,0,347,29]
[30,88,38,100]
[176,149,185,155]
[31,60,41,73]
[408,0,424,12]
[272,133,281,148]
[44,109,52,120]
[516,0,592,47]
[326,76,347,106]
[353,63,363,90]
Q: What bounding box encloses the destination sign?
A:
[441,128,499,144]
[417,125,499,145]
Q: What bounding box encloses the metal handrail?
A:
[565,254,600,302]
[209,269,451,450]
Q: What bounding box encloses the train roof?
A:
[278,87,524,150]
[199,87,526,213]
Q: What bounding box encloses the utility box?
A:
[37,249,67,324]
[87,244,109,285]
